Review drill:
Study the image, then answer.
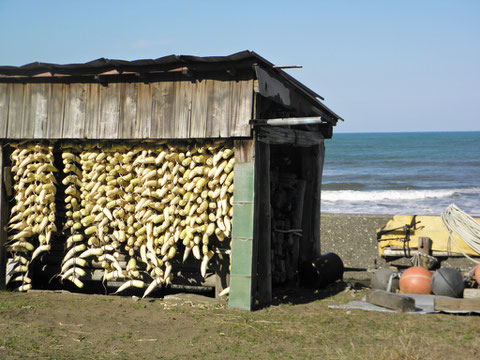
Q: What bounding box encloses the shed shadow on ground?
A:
[269,280,367,307]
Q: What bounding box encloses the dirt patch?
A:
[1,286,479,359]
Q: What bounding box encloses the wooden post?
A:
[291,180,306,280]
[0,144,7,289]
[299,148,314,264]
[299,141,324,263]
[418,236,433,268]
[434,298,480,312]
[366,290,416,312]
[229,139,257,310]
[313,141,325,257]
[255,140,271,306]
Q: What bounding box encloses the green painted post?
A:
[228,162,255,310]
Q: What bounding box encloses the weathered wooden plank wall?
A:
[46,84,65,138]
[0,84,10,138]
[118,83,137,138]
[31,84,49,139]
[0,79,254,140]
[6,84,24,139]
[136,83,152,139]
[63,84,87,139]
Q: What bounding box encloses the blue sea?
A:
[322,132,480,216]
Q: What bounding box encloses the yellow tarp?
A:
[377,215,480,257]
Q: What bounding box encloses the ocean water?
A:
[321,132,480,216]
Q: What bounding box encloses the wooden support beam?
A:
[366,290,416,312]
[0,145,7,289]
[313,142,324,257]
[35,264,217,289]
[291,180,306,280]
[3,166,12,197]
[434,298,480,312]
[299,148,314,264]
[255,140,272,306]
[299,144,324,263]
[256,126,324,147]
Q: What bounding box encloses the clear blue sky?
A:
[1,0,478,133]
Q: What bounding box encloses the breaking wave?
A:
[321,188,480,203]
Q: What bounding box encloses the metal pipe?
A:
[272,65,303,69]
[265,116,323,126]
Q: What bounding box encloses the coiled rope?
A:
[441,204,480,264]
[410,252,438,267]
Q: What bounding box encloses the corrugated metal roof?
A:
[0,52,251,77]
[0,51,342,122]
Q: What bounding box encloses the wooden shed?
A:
[0,51,342,310]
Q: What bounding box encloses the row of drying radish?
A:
[6,140,234,298]
[7,143,57,291]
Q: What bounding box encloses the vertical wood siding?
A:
[0,84,10,138]
[0,79,253,140]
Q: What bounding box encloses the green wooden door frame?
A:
[228,161,255,310]
[228,139,272,310]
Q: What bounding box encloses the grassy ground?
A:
[1,284,479,360]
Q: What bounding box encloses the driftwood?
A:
[366,290,416,312]
[434,298,480,312]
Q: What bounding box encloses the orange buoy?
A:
[399,266,432,294]
[474,264,480,284]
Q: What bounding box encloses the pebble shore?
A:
[320,213,474,273]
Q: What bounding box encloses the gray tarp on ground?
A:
[329,294,480,314]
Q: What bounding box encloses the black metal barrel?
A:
[298,252,344,288]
